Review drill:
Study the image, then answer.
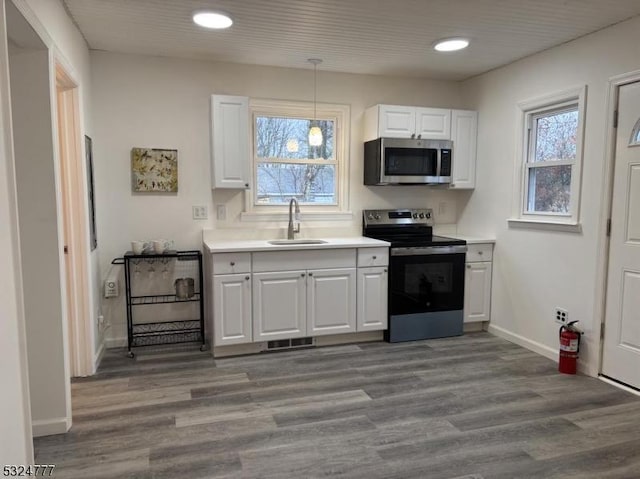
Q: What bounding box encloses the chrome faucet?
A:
[288,198,301,240]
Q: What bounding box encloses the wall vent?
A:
[266,337,314,350]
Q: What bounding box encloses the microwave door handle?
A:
[436,148,442,177]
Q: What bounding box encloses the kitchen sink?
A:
[268,239,328,245]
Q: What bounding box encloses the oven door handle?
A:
[391,245,468,256]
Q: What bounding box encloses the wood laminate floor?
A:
[34,332,640,479]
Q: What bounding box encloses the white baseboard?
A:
[487,324,557,362]
[32,417,71,437]
[93,341,106,372]
[105,337,127,349]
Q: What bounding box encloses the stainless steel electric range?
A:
[363,208,467,343]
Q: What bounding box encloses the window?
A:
[511,86,586,230]
[245,99,350,219]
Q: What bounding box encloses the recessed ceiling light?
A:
[193,11,233,29]
[433,38,469,52]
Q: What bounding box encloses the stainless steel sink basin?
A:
[268,239,328,245]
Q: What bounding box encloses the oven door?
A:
[389,246,466,315]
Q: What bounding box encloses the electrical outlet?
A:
[192,205,208,220]
[438,201,447,216]
[555,307,569,325]
[216,205,226,221]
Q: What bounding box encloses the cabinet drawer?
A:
[253,249,356,273]
[212,252,251,274]
[466,243,493,262]
[357,247,389,267]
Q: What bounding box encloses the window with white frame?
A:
[248,99,349,214]
[514,86,586,228]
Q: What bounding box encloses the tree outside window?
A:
[255,115,337,205]
[525,108,578,214]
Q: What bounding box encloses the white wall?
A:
[0,0,33,464]
[90,51,466,343]
[459,15,640,375]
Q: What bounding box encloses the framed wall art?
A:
[131,147,178,192]
[85,135,98,251]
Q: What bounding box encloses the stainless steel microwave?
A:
[363,137,453,185]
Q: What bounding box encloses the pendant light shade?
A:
[308,58,323,147]
[308,126,323,146]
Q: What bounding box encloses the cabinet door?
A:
[450,109,478,189]
[378,105,416,138]
[357,267,388,331]
[415,107,451,139]
[307,268,356,336]
[213,273,252,346]
[211,95,250,189]
[253,271,306,341]
[464,262,492,323]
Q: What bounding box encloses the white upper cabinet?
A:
[210,95,250,189]
[376,105,416,138]
[450,109,478,189]
[365,104,451,141]
[415,107,451,140]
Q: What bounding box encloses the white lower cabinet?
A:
[253,271,307,341]
[213,273,252,346]
[210,246,389,348]
[464,261,492,323]
[357,266,388,332]
[307,268,357,336]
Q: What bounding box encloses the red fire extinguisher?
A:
[559,320,582,374]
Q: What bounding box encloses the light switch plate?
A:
[192,205,208,220]
[216,205,226,221]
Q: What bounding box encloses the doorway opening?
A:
[55,63,95,378]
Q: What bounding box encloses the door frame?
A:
[596,69,640,377]
[55,61,94,377]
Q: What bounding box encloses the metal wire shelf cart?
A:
[112,250,205,358]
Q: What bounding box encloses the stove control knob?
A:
[413,213,418,219]
[367,213,375,220]
[426,212,431,218]
[419,213,425,219]
[375,214,381,220]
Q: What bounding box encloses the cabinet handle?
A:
[301,273,305,277]
[467,265,471,269]
[417,134,422,139]
[245,183,249,188]
[309,272,313,276]
[478,251,483,255]
[384,268,387,273]
[450,183,455,188]
[411,133,416,139]
[245,276,250,280]
[230,261,235,266]
[372,255,377,260]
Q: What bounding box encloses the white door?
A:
[211,95,250,189]
[415,107,451,140]
[253,271,306,341]
[464,262,492,323]
[307,268,356,336]
[450,109,478,189]
[213,273,252,346]
[378,105,416,138]
[602,80,640,388]
[357,266,388,332]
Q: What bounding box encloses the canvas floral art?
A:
[131,147,178,192]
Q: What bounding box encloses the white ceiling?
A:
[63,0,640,80]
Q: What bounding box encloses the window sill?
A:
[240,211,354,222]
[507,218,582,233]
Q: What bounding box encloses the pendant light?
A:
[308,58,323,147]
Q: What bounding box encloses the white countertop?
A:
[449,235,496,244]
[204,236,390,253]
